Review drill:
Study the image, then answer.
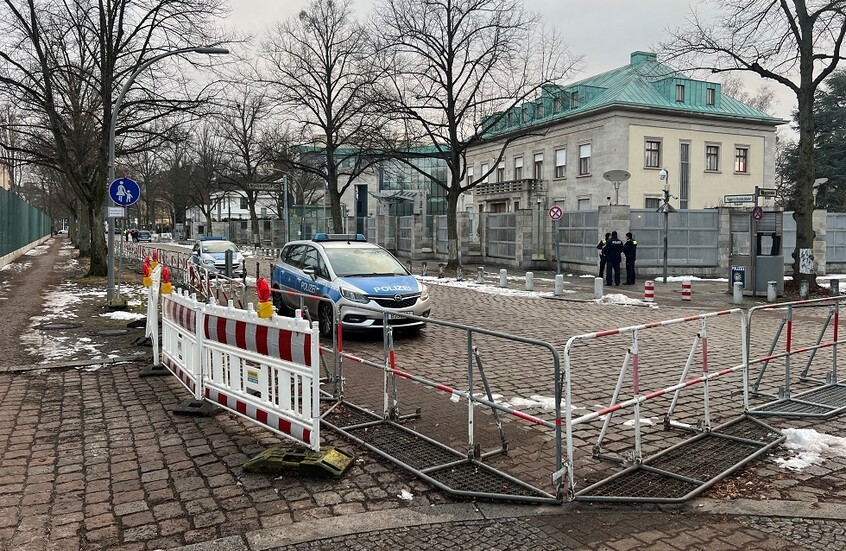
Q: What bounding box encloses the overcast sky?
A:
[225,0,795,125]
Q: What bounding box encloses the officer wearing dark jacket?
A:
[603,231,624,286]
[623,232,637,285]
[596,232,611,279]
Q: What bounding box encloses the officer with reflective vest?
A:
[596,232,610,279]
[623,232,637,285]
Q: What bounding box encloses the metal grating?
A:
[346,423,461,470]
[323,404,381,428]
[750,384,846,418]
[427,461,546,498]
[752,399,833,416]
[796,384,846,406]
[579,468,698,500]
[575,416,784,503]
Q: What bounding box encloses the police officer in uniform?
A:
[604,231,624,286]
[623,232,637,285]
[596,232,610,279]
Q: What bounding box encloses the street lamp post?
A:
[106,46,228,304]
[659,168,671,283]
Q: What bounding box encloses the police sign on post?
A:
[109,178,140,207]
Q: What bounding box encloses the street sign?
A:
[724,194,755,204]
[109,178,140,206]
[758,188,777,198]
[548,205,563,221]
[107,206,125,218]
[752,206,764,221]
[246,183,279,192]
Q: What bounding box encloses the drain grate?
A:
[575,415,785,503]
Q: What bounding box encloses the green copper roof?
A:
[481,52,785,137]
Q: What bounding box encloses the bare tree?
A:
[374,0,576,266]
[260,0,383,233]
[0,0,229,276]
[662,0,846,285]
[181,123,227,231]
[720,75,777,114]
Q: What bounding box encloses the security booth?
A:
[729,206,784,296]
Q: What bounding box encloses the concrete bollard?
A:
[407,260,413,274]
[800,280,809,300]
[499,269,508,288]
[681,279,692,301]
[421,262,428,277]
[643,280,655,303]
[476,267,485,284]
[438,263,445,278]
[525,272,534,291]
[767,281,777,302]
[594,277,603,299]
[554,274,564,296]
[457,265,464,281]
[831,279,840,296]
[733,281,743,305]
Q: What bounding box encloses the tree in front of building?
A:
[663,0,846,285]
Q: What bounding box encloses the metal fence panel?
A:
[556,210,599,264]
[436,215,448,254]
[783,211,796,266]
[486,213,517,259]
[827,213,846,263]
[0,188,51,257]
[397,216,412,253]
[366,216,376,243]
[629,209,719,267]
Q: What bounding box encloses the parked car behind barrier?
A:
[190,237,245,277]
[271,233,431,337]
[136,230,152,242]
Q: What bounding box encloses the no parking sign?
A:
[548,205,563,221]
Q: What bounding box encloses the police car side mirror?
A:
[303,267,317,280]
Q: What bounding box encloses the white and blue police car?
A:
[271,233,431,336]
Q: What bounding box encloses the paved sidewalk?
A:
[1,238,845,550]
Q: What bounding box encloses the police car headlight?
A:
[201,254,215,265]
[341,287,369,304]
[420,284,429,301]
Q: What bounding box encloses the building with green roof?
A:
[465,52,785,213]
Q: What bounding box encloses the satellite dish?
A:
[603,170,631,183]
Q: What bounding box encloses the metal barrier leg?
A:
[751,317,787,396]
[595,349,632,459]
[782,305,794,399]
[701,318,711,431]
[467,330,475,459]
[664,333,702,429]
[631,330,642,465]
[472,347,509,457]
[833,303,840,384]
[800,307,835,381]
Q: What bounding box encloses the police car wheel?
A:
[318,302,334,338]
[272,287,292,316]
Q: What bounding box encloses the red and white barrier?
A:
[160,289,322,451]
[681,279,692,301]
[643,280,654,302]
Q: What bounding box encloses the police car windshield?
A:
[324,248,407,277]
[203,241,238,253]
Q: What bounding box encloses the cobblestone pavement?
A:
[2,238,846,550]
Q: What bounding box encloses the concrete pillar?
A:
[525,272,534,291]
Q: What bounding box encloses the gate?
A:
[747,296,846,418]
[561,309,783,502]
[485,213,516,260]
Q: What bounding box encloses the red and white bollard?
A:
[681,279,692,301]
[643,280,655,302]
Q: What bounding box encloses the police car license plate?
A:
[388,312,412,320]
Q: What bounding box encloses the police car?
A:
[190,237,245,277]
[271,234,431,336]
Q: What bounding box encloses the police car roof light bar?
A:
[312,233,367,242]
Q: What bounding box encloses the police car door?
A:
[299,246,327,313]
[275,244,306,308]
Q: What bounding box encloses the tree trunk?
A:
[330,185,343,233]
[445,186,461,269]
[792,45,816,286]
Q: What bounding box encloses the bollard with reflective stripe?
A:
[681,279,692,301]
[767,281,777,302]
[594,277,603,299]
[733,281,743,304]
[525,272,533,291]
[554,274,564,296]
[499,269,508,288]
[476,267,484,284]
[643,280,654,302]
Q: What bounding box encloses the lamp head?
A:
[658,168,668,181]
[193,47,229,55]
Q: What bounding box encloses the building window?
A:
[553,97,561,112]
[481,162,489,183]
[554,148,566,178]
[680,142,690,210]
[240,197,248,210]
[536,103,544,118]
[735,147,749,173]
[496,162,505,182]
[467,166,473,186]
[577,198,591,211]
[645,140,661,168]
[644,197,661,209]
[514,156,523,180]
[571,92,579,108]
[578,143,591,176]
[676,84,685,102]
[706,145,720,171]
[706,87,715,106]
[533,153,543,180]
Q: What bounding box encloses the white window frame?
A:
[578,143,591,176]
[514,156,523,180]
[496,161,505,183]
[467,166,474,186]
[705,144,720,172]
[734,146,749,174]
[645,139,661,168]
[480,162,489,183]
[676,84,685,102]
[554,148,566,178]
[706,87,715,106]
[533,152,544,180]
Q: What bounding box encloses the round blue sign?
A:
[109,178,140,206]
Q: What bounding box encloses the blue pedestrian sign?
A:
[109,178,140,206]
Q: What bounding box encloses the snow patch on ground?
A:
[596,293,659,308]
[418,276,574,298]
[773,428,846,471]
